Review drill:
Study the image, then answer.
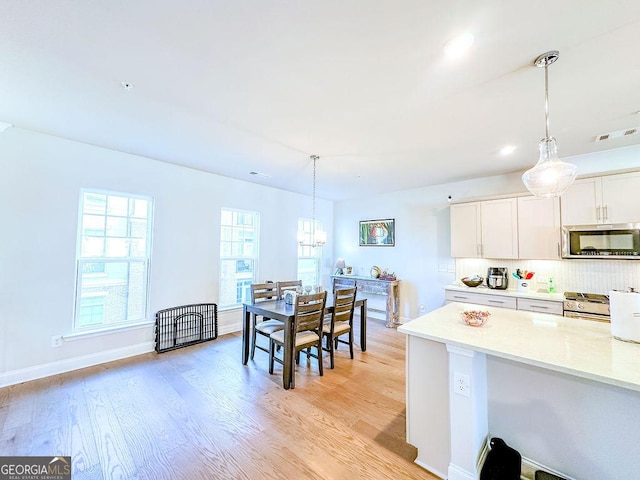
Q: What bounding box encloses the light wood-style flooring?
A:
[0,316,440,480]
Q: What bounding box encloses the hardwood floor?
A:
[0,317,440,480]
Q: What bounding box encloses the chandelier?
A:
[522,50,577,197]
[297,155,327,247]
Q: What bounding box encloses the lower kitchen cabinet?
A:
[444,290,516,309]
[517,297,563,315]
[444,288,562,314]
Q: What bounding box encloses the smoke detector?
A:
[595,127,638,142]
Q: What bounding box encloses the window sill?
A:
[64,321,155,342]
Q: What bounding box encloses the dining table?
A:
[242,295,368,389]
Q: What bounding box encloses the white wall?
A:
[488,356,640,480]
[0,128,333,386]
[334,173,526,319]
[334,144,640,320]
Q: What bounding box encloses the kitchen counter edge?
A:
[398,303,640,393]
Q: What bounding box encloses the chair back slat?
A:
[331,287,357,325]
[277,280,302,299]
[250,282,277,304]
[294,291,327,334]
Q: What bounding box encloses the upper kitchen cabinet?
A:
[517,196,561,259]
[561,172,640,225]
[450,198,518,258]
[450,202,482,257]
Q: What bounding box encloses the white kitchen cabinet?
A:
[444,290,517,309]
[450,198,518,259]
[450,202,482,257]
[516,297,563,315]
[445,288,562,314]
[517,196,561,259]
[601,172,640,223]
[561,172,640,225]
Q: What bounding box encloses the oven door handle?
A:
[564,311,610,322]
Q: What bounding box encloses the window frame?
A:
[73,189,154,332]
[297,218,322,288]
[218,207,260,309]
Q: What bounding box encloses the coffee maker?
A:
[486,267,509,290]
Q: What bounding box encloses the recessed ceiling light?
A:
[121,81,134,91]
[500,145,517,156]
[443,33,474,59]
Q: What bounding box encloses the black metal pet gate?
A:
[155,303,218,353]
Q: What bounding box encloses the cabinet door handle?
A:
[530,305,549,310]
[488,300,505,304]
[557,242,561,257]
[604,205,608,222]
[596,206,601,221]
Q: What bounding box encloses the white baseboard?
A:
[0,308,400,388]
[414,459,447,479]
[0,341,154,388]
[521,456,574,480]
[448,463,474,480]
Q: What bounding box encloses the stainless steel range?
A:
[563,292,610,322]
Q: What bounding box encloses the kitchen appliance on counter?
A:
[563,292,610,322]
[562,224,640,259]
[486,267,509,290]
[609,290,640,343]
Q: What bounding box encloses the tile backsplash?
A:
[455,258,640,295]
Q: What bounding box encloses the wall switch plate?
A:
[51,335,63,348]
[447,264,455,273]
[453,372,471,397]
[439,264,447,272]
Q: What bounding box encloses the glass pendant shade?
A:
[522,50,577,198]
[314,228,327,245]
[522,137,577,198]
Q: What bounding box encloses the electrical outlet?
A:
[439,264,447,272]
[419,304,426,314]
[447,264,455,273]
[453,372,471,397]
[51,335,63,348]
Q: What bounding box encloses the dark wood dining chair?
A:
[322,286,357,369]
[250,282,283,360]
[269,291,327,388]
[276,280,302,299]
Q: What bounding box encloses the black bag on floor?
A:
[480,437,521,480]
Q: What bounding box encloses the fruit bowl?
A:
[461,276,484,287]
[460,310,490,327]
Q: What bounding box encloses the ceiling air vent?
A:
[595,127,639,142]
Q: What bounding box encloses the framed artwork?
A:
[359,218,395,246]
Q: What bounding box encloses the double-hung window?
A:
[74,190,153,331]
[219,208,259,308]
[297,218,322,287]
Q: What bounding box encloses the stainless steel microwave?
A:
[562,224,640,259]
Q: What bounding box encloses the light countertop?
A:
[398,302,640,392]
[445,283,565,302]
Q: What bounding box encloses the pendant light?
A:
[297,155,326,247]
[522,51,577,198]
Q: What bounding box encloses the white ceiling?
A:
[2,1,640,201]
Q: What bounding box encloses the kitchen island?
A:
[398,303,640,480]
